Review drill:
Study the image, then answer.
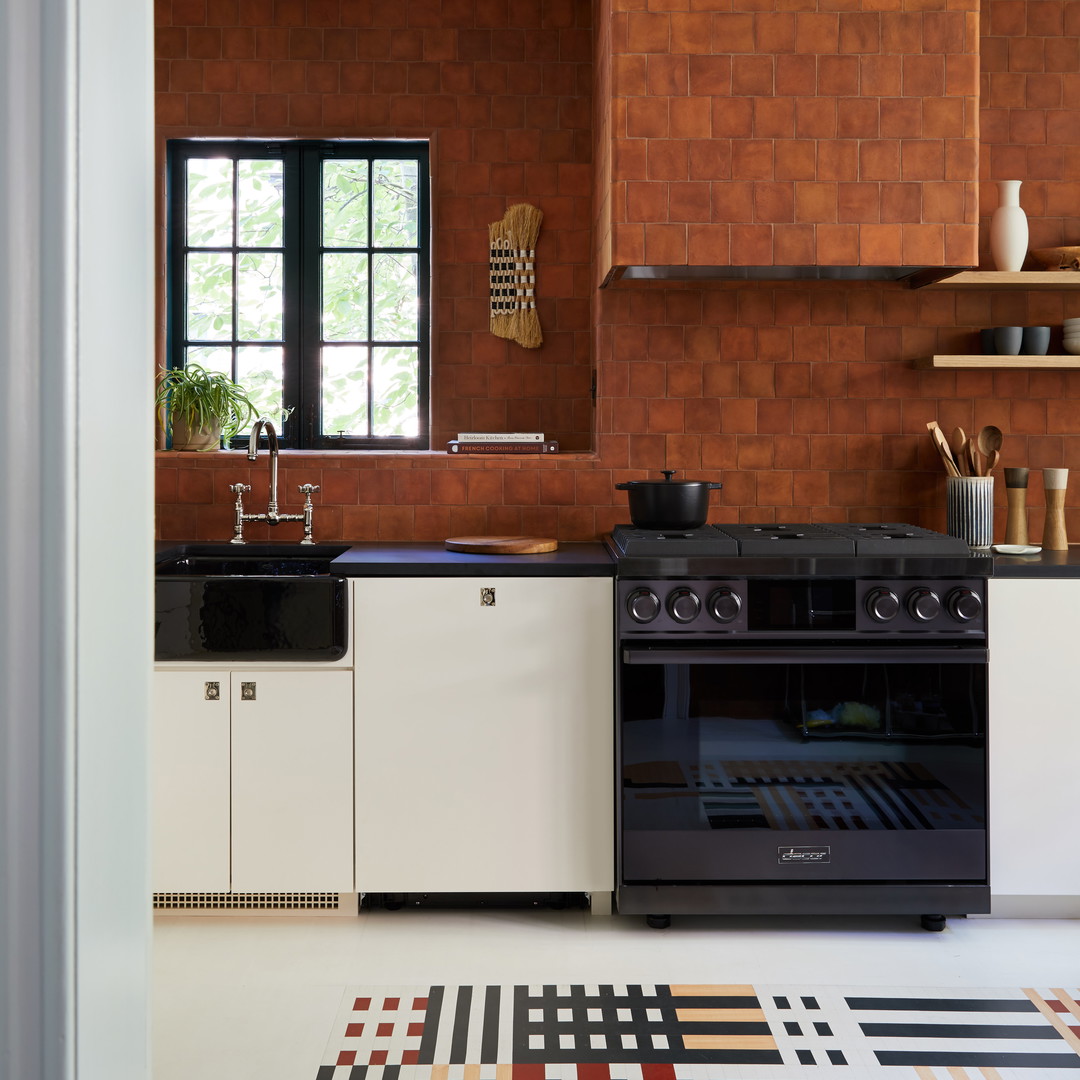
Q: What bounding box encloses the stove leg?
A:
[646,914,670,929]
[920,913,947,932]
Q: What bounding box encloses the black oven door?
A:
[619,644,987,886]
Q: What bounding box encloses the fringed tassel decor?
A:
[489,203,543,349]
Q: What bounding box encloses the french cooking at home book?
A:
[446,440,559,455]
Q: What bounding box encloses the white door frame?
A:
[0,1,154,1077]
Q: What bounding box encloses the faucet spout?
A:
[247,417,280,515]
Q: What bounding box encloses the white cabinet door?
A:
[231,669,354,892]
[355,576,614,893]
[152,670,231,892]
[989,578,1080,900]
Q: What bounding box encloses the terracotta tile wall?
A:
[595,0,981,279]
[979,0,1080,257]
[156,0,1080,546]
[592,279,1080,544]
[154,0,595,451]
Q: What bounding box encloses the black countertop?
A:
[992,546,1080,578]
[155,539,1080,578]
[156,540,615,577]
[329,541,614,576]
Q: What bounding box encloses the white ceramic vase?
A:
[989,180,1028,272]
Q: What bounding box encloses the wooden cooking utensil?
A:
[444,535,559,554]
[985,449,1000,475]
[963,436,980,476]
[976,425,1003,472]
[951,427,969,476]
[926,421,960,477]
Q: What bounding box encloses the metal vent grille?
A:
[154,891,343,911]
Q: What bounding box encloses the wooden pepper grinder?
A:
[1004,468,1029,545]
[1042,468,1070,550]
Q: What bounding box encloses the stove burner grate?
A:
[609,524,738,557]
[610,522,972,558]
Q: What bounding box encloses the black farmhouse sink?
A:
[155,544,350,662]
[157,554,338,577]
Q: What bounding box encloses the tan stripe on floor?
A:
[675,1008,767,1023]
[914,1068,936,1079]
[669,985,756,997]
[1052,988,1080,1023]
[979,1068,1004,1079]
[1022,988,1080,1054]
[682,1034,778,1050]
[948,1067,972,1079]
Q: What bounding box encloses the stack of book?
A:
[446,433,559,454]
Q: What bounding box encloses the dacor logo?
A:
[778,846,830,864]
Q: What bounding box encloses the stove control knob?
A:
[865,586,900,622]
[667,587,701,624]
[707,586,742,623]
[626,588,661,624]
[906,587,941,622]
[947,586,982,622]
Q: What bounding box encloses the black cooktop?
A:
[610,522,971,558]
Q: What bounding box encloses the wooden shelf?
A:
[921,270,1080,289]
[916,354,1080,368]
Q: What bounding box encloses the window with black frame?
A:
[166,140,430,450]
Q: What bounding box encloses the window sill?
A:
[154,448,599,463]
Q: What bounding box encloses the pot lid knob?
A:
[661,470,676,481]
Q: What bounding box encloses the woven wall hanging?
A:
[488,203,542,349]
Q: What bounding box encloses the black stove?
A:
[612,521,993,927]
[608,522,992,637]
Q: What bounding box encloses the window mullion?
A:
[416,151,432,447]
[366,163,375,439]
[165,148,187,378]
[230,148,239,389]
[284,146,309,449]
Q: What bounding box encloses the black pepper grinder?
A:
[1003,468,1029,545]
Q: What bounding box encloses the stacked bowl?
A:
[1064,317,1080,354]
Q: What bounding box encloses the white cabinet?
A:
[152,669,231,891]
[152,668,354,893]
[988,577,1080,913]
[354,576,614,894]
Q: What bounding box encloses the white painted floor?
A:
[152,904,1080,1080]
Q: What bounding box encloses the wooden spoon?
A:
[977,425,1003,469]
[985,449,1000,476]
[951,427,969,476]
[926,421,960,477]
[964,436,980,476]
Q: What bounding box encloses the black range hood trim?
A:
[610,265,960,286]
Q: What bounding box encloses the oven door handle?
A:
[622,646,988,665]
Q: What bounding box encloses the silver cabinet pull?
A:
[480,587,496,607]
[204,681,220,701]
[241,681,256,701]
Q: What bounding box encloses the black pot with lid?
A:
[615,470,722,530]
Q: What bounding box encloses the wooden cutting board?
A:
[444,535,558,554]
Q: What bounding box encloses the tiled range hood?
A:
[594,0,980,284]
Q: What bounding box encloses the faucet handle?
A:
[298,484,320,495]
[229,483,251,494]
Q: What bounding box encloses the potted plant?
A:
[155,363,257,451]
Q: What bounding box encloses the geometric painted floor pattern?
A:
[316,984,1080,1078]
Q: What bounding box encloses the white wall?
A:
[0,1,154,1077]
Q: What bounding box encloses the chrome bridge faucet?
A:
[229,417,319,545]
